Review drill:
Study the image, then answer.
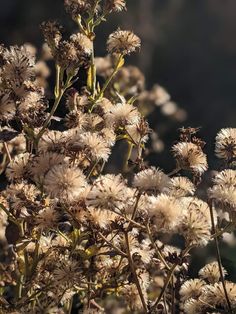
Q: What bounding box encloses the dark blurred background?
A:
[1,0,236,279]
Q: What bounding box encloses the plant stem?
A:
[124,232,148,313]
[3,142,12,162]
[210,201,232,313]
[89,54,123,112]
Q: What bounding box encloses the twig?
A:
[3,142,12,162]
[209,201,232,313]
[124,232,148,313]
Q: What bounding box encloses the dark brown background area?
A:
[1,0,236,279]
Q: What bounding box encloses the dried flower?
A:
[104,0,126,13]
[147,194,182,232]
[172,142,208,174]
[167,176,196,197]
[199,261,227,284]
[107,29,141,55]
[105,101,140,128]
[202,281,236,309]
[44,164,87,202]
[215,128,236,160]
[179,279,206,303]
[179,208,211,247]
[6,152,30,181]
[0,92,16,121]
[133,167,170,193]
[86,174,127,211]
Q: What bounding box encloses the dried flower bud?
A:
[107,29,141,55]
[64,0,92,19]
[41,21,62,52]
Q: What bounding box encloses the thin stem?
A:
[98,232,127,258]
[210,201,232,313]
[89,54,123,112]
[167,167,180,177]
[125,232,148,313]
[146,224,170,270]
[3,142,12,162]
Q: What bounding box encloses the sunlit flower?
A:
[202,281,236,309]
[167,176,195,197]
[179,279,206,303]
[199,261,227,284]
[86,174,127,211]
[44,164,87,202]
[105,102,140,128]
[147,194,182,232]
[133,167,170,193]
[215,128,236,160]
[107,29,141,55]
[104,0,126,12]
[35,206,60,231]
[172,142,208,174]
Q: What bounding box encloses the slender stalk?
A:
[146,224,170,270]
[209,201,232,313]
[3,142,12,162]
[124,232,148,313]
[89,54,123,112]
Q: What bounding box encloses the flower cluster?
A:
[0,1,236,314]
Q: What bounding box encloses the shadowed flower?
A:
[0,92,16,121]
[6,152,30,181]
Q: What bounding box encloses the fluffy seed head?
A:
[172,142,208,174]
[107,29,141,55]
[179,279,206,303]
[44,164,87,202]
[133,167,170,193]
[199,261,227,284]
[167,176,196,197]
[147,194,183,232]
[215,128,236,160]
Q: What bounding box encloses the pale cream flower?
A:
[202,281,236,309]
[77,131,111,161]
[147,194,183,232]
[105,102,140,128]
[133,167,170,193]
[179,279,206,303]
[44,164,87,202]
[167,176,195,197]
[172,142,208,174]
[178,209,211,247]
[35,206,60,231]
[215,128,236,160]
[29,152,65,183]
[86,174,128,211]
[199,261,227,284]
[213,169,236,187]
